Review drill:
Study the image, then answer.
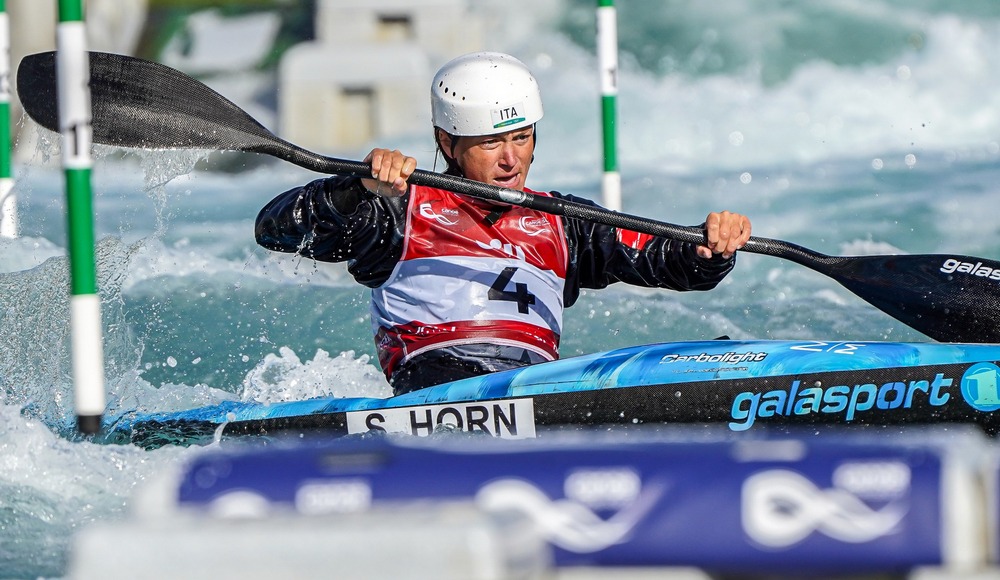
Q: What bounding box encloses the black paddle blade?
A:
[821,253,1000,343]
[17,51,285,154]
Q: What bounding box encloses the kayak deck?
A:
[104,339,1000,448]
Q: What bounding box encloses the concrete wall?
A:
[279,0,484,152]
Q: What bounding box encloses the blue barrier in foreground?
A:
[167,426,992,575]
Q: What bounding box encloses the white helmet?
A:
[431,52,544,137]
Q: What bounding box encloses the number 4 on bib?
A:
[489,267,537,314]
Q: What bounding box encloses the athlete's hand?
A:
[699,211,751,259]
[361,148,418,197]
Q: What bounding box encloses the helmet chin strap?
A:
[433,128,464,177]
[432,148,442,173]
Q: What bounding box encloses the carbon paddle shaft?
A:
[16,50,1000,343]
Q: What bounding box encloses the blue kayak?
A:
[105,339,1000,447]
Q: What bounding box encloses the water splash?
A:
[240,347,391,402]
[0,237,143,430]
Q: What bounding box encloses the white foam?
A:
[527,14,1000,176]
[239,346,392,403]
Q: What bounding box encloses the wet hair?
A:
[434,128,464,177]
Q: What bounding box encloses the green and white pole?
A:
[0,0,15,238]
[597,0,621,211]
[58,0,105,434]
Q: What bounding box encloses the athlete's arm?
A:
[555,191,736,306]
[255,176,407,287]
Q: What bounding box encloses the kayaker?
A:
[256,51,752,395]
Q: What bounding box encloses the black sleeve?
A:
[254,176,407,287]
[557,191,736,307]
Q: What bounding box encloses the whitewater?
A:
[2,1,1000,577]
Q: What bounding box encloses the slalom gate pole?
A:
[0,0,15,238]
[597,0,621,211]
[57,0,105,434]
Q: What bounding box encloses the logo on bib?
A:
[419,202,460,226]
[519,215,551,236]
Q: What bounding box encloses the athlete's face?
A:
[443,127,535,191]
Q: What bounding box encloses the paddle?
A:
[16,50,1000,343]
